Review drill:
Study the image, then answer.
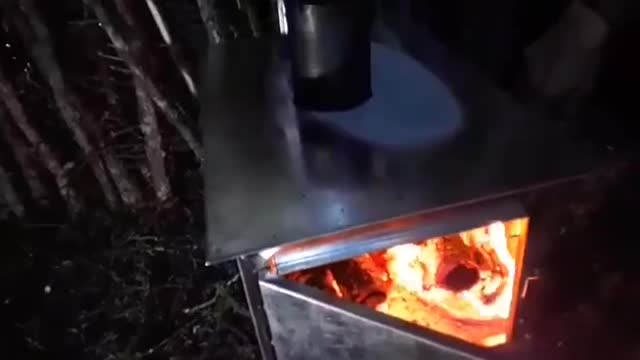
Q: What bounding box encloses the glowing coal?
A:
[286,218,529,347]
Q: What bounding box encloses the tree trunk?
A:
[143,0,198,97]
[13,12,118,209]
[135,76,171,202]
[85,0,204,163]
[0,67,82,216]
[18,0,143,208]
[0,162,25,218]
[238,0,262,37]
[196,0,222,43]
[0,110,48,207]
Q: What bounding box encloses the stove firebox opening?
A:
[285,218,529,348]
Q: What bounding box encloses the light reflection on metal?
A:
[277,0,288,35]
[260,278,486,360]
[259,246,280,260]
[520,275,540,299]
[268,200,525,276]
[200,34,592,263]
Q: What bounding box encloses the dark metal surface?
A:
[260,278,489,360]
[200,15,595,263]
[285,0,373,110]
[237,257,277,360]
[269,199,525,275]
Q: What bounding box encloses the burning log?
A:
[287,219,528,348]
[286,268,346,299]
[286,254,391,305]
[420,234,508,301]
[379,286,508,347]
[330,254,391,305]
[424,235,483,292]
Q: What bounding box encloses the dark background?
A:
[1,0,639,358]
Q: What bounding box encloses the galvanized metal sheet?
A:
[200,29,593,263]
[269,199,526,275]
[260,278,488,360]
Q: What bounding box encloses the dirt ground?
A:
[0,207,259,359]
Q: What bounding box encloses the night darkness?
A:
[1,0,640,359]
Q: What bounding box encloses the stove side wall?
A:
[260,279,486,360]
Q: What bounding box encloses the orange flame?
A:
[286,218,529,348]
[375,219,528,347]
[326,269,344,298]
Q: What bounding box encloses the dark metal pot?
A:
[284,0,374,111]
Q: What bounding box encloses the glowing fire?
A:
[286,218,528,348]
[375,220,525,346]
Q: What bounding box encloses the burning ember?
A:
[286,218,528,348]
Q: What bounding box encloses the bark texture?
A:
[196,0,222,43]
[0,67,82,215]
[144,0,198,97]
[0,109,48,207]
[87,0,204,163]
[0,162,24,218]
[238,0,262,37]
[15,1,144,209]
[135,76,171,202]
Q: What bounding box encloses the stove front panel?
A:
[268,199,526,276]
[260,279,487,360]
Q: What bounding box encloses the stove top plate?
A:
[200,24,595,263]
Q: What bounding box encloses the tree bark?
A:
[196,0,222,43]
[143,0,198,97]
[0,109,48,207]
[0,67,82,216]
[135,76,171,202]
[0,162,24,218]
[18,0,143,208]
[85,0,204,163]
[95,0,177,200]
[238,0,262,37]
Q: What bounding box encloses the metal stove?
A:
[199,1,593,359]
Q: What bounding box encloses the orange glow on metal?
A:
[288,217,529,348]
